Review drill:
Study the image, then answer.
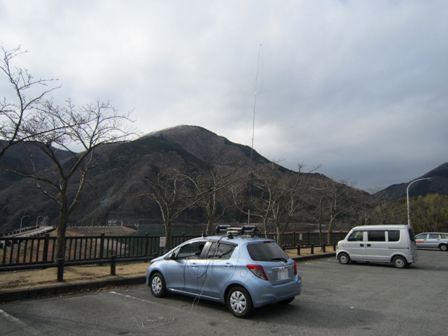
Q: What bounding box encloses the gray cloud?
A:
[1,0,447,191]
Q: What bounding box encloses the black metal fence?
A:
[0,231,347,271]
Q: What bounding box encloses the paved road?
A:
[1,250,447,335]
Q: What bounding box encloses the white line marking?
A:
[0,308,41,335]
[108,291,206,315]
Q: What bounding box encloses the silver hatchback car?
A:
[146,226,302,317]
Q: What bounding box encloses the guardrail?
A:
[0,231,346,270]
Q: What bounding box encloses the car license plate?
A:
[277,268,288,280]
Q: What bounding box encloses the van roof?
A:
[350,224,410,231]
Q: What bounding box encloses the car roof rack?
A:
[215,225,259,238]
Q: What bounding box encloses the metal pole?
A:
[35,216,44,228]
[406,177,431,227]
[19,215,30,231]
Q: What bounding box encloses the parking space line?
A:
[109,291,196,314]
[0,308,41,335]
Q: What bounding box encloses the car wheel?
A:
[227,286,253,318]
[278,297,295,305]
[337,252,350,265]
[439,244,448,252]
[149,272,167,298]
[392,256,407,269]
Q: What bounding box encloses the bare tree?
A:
[188,168,237,235]
[323,180,358,244]
[0,46,58,159]
[14,100,131,265]
[143,168,199,249]
[270,166,311,245]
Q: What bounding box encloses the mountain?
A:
[0,125,372,233]
[376,163,448,200]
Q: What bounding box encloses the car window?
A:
[388,230,400,242]
[206,242,235,260]
[441,234,448,239]
[428,233,439,239]
[177,241,206,259]
[348,231,364,242]
[247,241,288,261]
[415,233,426,240]
[367,231,385,242]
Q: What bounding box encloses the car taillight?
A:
[247,264,268,280]
[293,260,298,275]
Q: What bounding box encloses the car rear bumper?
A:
[249,275,302,308]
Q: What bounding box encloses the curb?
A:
[0,275,146,303]
[293,252,336,261]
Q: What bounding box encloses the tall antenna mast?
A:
[250,43,263,162]
[248,44,263,225]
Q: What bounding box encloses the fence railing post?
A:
[333,243,337,251]
[43,234,49,263]
[322,244,326,253]
[99,233,105,259]
[296,243,301,256]
[311,244,314,254]
[144,234,149,258]
[110,255,116,276]
[57,257,64,282]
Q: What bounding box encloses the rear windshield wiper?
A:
[270,257,288,262]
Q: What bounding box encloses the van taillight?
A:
[293,260,298,275]
[247,264,268,280]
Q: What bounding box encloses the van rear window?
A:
[388,230,400,242]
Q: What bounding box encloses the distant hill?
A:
[0,125,372,233]
[376,163,448,200]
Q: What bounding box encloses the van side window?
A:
[388,230,400,242]
[348,231,363,241]
[367,231,385,242]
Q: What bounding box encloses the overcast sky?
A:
[1,0,447,192]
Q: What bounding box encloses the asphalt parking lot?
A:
[1,250,447,336]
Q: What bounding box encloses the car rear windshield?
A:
[247,241,288,261]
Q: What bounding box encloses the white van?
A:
[336,225,417,268]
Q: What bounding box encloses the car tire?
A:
[149,272,167,298]
[278,297,295,305]
[337,252,350,265]
[439,244,448,252]
[226,286,253,318]
[392,256,407,269]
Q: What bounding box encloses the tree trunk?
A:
[55,210,68,262]
[327,216,334,245]
[206,217,214,236]
[164,222,172,251]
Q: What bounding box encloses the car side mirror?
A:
[169,252,177,260]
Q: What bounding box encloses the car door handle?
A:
[225,263,232,267]
[366,244,371,247]
[360,244,364,247]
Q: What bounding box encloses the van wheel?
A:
[392,256,407,269]
[439,244,448,252]
[227,286,253,318]
[338,253,350,265]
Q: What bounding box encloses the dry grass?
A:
[0,262,148,291]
